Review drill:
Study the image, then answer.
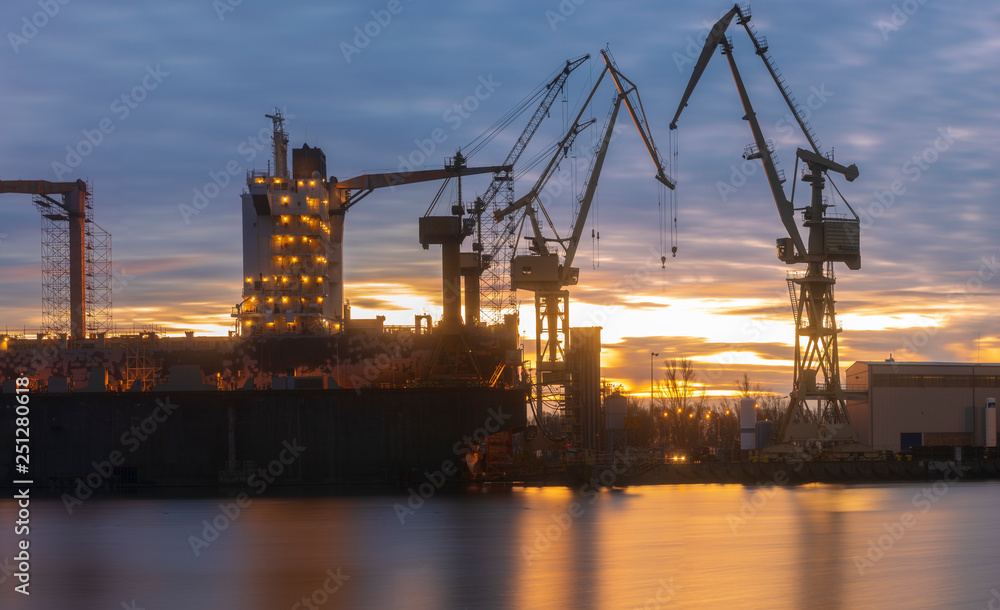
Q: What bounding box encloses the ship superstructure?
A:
[238,112,341,335]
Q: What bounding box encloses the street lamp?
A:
[650,352,659,409]
[651,351,659,453]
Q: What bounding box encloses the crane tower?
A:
[671,4,869,453]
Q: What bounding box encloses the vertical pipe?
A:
[66,182,87,339]
[441,242,462,331]
[463,268,480,327]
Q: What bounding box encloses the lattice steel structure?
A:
[36,197,71,334]
[33,182,112,336]
[84,187,113,334]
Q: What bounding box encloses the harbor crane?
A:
[670,4,868,452]
[0,179,95,339]
[498,48,674,446]
[464,55,590,328]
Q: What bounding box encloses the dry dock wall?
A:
[0,387,526,487]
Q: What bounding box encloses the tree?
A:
[734,372,785,421]
[657,358,710,454]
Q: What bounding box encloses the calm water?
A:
[1,482,998,609]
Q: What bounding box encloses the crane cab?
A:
[821,219,861,270]
[510,255,579,291]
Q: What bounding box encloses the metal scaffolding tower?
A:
[32,181,112,336]
[84,187,113,335]
[36,198,71,334]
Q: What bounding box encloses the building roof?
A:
[853,361,1000,367]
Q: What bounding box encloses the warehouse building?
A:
[845,360,999,452]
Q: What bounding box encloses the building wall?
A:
[846,361,1000,451]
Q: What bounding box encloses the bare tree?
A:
[733,372,785,422]
[735,372,766,399]
[657,358,710,453]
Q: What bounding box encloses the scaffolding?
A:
[35,197,71,334]
[479,175,520,327]
[123,334,159,391]
[85,187,113,334]
[33,181,113,336]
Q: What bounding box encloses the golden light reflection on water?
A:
[1,483,998,609]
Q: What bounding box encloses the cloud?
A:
[1,1,997,394]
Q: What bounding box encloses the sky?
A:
[1,0,997,396]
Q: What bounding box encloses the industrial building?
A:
[845,360,999,452]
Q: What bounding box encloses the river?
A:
[1,481,998,609]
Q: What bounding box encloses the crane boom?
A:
[479,55,590,207]
[602,49,674,189]
[561,97,620,281]
[336,163,510,211]
[493,119,596,225]
[670,6,805,258]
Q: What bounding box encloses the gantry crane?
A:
[497,49,674,447]
[0,179,94,339]
[670,5,868,452]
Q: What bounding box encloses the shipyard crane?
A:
[326,159,510,332]
[464,55,590,328]
[0,179,94,339]
[670,4,867,452]
[501,48,675,447]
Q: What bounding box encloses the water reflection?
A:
[0,482,998,608]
